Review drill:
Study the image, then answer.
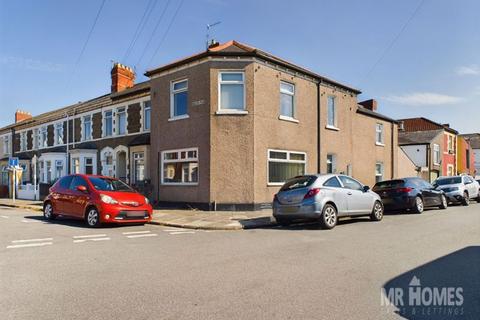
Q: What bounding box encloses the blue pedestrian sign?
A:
[8,157,19,167]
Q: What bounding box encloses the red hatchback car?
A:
[43,174,153,227]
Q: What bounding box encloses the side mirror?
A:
[363,185,370,192]
[77,185,88,192]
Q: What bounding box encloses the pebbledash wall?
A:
[146,40,399,210]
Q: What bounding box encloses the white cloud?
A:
[0,56,66,72]
[383,92,463,106]
[455,65,480,76]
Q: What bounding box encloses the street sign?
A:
[8,157,19,167]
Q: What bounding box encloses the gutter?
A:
[317,80,322,173]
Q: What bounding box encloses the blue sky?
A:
[1,0,479,132]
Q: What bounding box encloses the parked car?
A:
[373,177,447,213]
[433,175,480,205]
[43,174,153,227]
[273,174,383,229]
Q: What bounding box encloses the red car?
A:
[43,174,152,227]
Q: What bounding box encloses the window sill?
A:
[161,182,199,186]
[375,142,385,147]
[268,183,285,187]
[279,115,299,123]
[325,125,340,131]
[215,110,248,115]
[168,115,190,122]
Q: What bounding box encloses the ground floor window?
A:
[162,148,198,185]
[85,158,94,175]
[375,162,384,183]
[133,152,145,183]
[268,149,306,184]
[326,154,336,174]
[72,158,80,174]
[447,164,454,176]
[1,166,8,185]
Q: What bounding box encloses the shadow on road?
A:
[241,216,374,231]
[23,215,145,229]
[382,246,480,319]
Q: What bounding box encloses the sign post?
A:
[9,157,19,203]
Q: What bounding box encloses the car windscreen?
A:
[88,177,134,192]
[434,177,461,186]
[280,176,317,191]
[373,180,404,190]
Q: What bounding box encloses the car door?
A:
[464,176,478,198]
[56,176,74,214]
[68,176,91,218]
[419,179,441,206]
[322,176,348,215]
[338,176,373,214]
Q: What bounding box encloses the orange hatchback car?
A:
[43,174,153,227]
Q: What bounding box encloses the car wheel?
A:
[439,195,448,209]
[275,217,291,227]
[461,192,469,206]
[413,196,424,214]
[319,204,337,229]
[85,207,101,228]
[43,202,56,220]
[370,201,383,221]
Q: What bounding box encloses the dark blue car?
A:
[373,177,447,213]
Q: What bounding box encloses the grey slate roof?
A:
[356,106,397,123]
[398,129,443,145]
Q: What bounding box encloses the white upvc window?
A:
[20,132,27,152]
[72,158,80,174]
[82,115,92,141]
[104,110,113,137]
[218,71,246,112]
[3,135,11,155]
[143,101,151,131]
[433,144,440,165]
[375,123,384,145]
[327,96,337,129]
[280,81,295,120]
[161,148,198,185]
[326,154,337,174]
[54,122,64,145]
[85,157,94,175]
[375,162,384,183]
[38,126,47,149]
[116,107,127,135]
[268,149,306,185]
[170,80,188,120]
[133,152,145,183]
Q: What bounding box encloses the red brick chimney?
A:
[111,63,135,93]
[359,99,378,111]
[15,110,32,123]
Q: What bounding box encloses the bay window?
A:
[268,149,306,184]
[162,148,198,185]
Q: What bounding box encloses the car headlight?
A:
[100,194,118,204]
[144,197,149,204]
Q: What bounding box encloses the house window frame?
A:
[143,100,151,131]
[132,152,145,183]
[116,107,127,135]
[54,122,64,145]
[326,95,338,130]
[19,132,27,152]
[103,109,113,137]
[161,147,199,186]
[169,79,189,121]
[433,143,440,165]
[326,154,337,174]
[3,135,11,155]
[375,123,385,146]
[267,149,307,186]
[38,126,48,149]
[217,71,247,114]
[279,81,297,122]
[82,115,92,141]
[375,162,384,183]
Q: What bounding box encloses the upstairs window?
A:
[433,144,440,165]
[171,80,188,119]
[143,101,151,130]
[38,126,47,149]
[20,132,27,152]
[116,107,126,135]
[104,110,113,137]
[3,135,11,154]
[327,96,337,128]
[280,82,295,119]
[83,115,92,141]
[219,72,245,111]
[376,123,384,145]
[448,135,454,152]
[55,122,64,145]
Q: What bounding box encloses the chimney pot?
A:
[359,99,378,111]
[15,109,32,123]
[111,62,135,93]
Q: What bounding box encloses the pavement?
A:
[0,198,276,230]
[1,203,479,319]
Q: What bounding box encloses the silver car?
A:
[273,174,383,229]
[433,175,480,205]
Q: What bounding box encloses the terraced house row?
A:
[0,40,449,210]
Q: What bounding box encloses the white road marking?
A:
[126,233,158,238]
[11,238,53,243]
[7,242,53,249]
[0,215,9,219]
[162,228,186,232]
[73,234,107,239]
[73,237,110,243]
[169,231,195,235]
[122,231,151,235]
[22,219,40,223]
